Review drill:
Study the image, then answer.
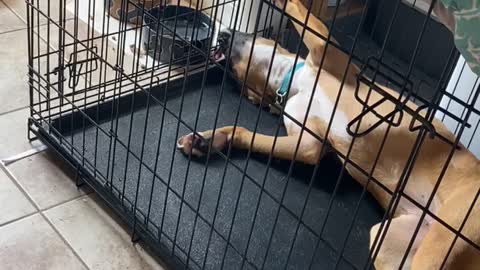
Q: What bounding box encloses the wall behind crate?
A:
[203,0,287,34]
[437,57,480,158]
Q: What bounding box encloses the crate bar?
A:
[156,0,210,259]
[27,0,36,140]
[123,0,164,241]
[142,0,173,240]
[441,61,468,122]
[235,0,304,267]
[93,0,113,179]
[200,0,320,268]
[440,185,480,268]
[365,0,441,266]
[183,0,241,267]
[255,0,357,268]
[164,0,231,267]
[276,0,378,268]
[452,77,480,134]
[304,0,389,267]
[196,0,309,267]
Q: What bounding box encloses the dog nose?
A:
[218,30,231,44]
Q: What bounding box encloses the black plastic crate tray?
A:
[38,67,383,270]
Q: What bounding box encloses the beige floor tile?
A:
[0,109,43,159]
[0,214,87,270]
[44,194,167,270]
[0,29,47,114]
[0,29,29,114]
[3,0,74,25]
[0,168,36,225]
[0,1,26,33]
[8,151,91,210]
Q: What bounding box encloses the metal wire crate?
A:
[27,0,480,269]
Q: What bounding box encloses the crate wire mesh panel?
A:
[27,0,480,269]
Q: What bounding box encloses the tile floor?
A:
[0,1,168,269]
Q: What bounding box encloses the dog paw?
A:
[177,133,208,157]
[176,132,229,157]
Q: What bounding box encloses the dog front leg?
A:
[177,122,326,164]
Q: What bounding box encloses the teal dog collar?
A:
[276,62,305,106]
[276,62,305,105]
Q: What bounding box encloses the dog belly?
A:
[282,91,441,222]
[397,185,441,224]
[283,92,351,141]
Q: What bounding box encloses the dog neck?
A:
[275,61,306,105]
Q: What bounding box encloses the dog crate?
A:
[27,0,480,269]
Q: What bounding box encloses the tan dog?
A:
[177,0,480,269]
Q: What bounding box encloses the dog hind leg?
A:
[369,214,428,270]
[410,184,480,270]
[275,0,358,79]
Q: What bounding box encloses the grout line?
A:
[0,27,28,36]
[0,19,74,37]
[0,161,92,270]
[0,0,27,35]
[0,0,75,37]
[0,0,28,25]
[39,210,92,270]
[0,106,29,117]
[0,211,38,228]
[41,192,92,213]
[0,162,41,212]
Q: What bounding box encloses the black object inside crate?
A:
[37,68,383,270]
[143,6,214,64]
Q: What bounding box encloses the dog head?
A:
[213,28,283,105]
[213,28,253,72]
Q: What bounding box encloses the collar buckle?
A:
[275,62,305,107]
[276,88,287,106]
